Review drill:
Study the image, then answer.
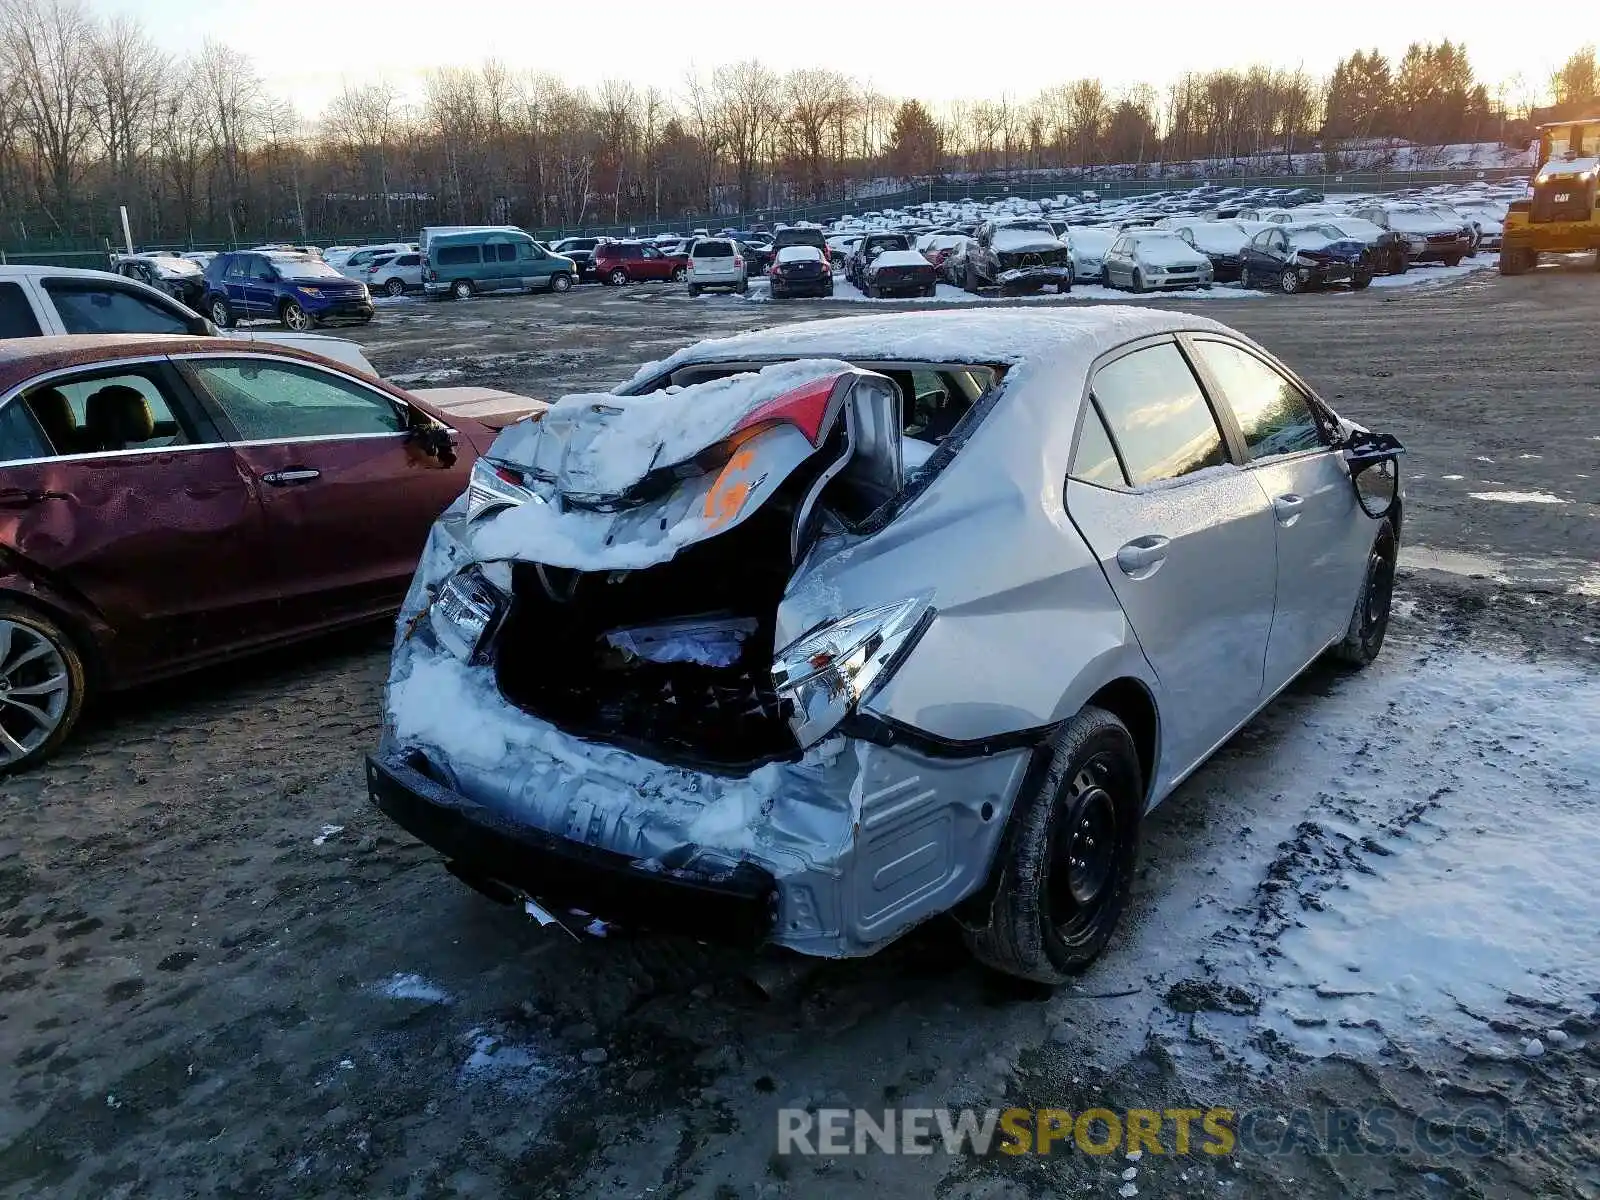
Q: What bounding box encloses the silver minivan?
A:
[686,238,747,296]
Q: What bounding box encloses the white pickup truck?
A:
[0,264,543,423]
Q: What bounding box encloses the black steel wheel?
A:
[962,707,1144,983]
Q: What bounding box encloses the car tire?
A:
[671,266,687,282]
[737,280,749,294]
[608,268,629,286]
[1332,519,1397,669]
[962,706,1144,984]
[965,262,981,293]
[1351,269,1373,290]
[1278,268,1300,294]
[922,282,936,297]
[209,296,236,328]
[549,273,573,293]
[1239,266,1252,289]
[1443,254,1462,268]
[825,281,834,297]
[281,300,312,331]
[1131,269,1147,294]
[452,279,475,300]
[1100,267,1112,288]
[384,278,406,297]
[1394,251,1409,274]
[0,601,88,776]
[687,283,700,297]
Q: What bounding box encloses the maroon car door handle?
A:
[0,487,67,508]
[260,468,321,487]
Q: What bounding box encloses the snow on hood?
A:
[991,227,1064,253]
[1384,209,1461,234]
[620,307,1237,393]
[488,358,849,496]
[776,245,824,264]
[1130,234,1207,267]
[147,256,202,278]
[870,249,932,269]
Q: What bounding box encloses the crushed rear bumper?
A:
[368,748,778,945]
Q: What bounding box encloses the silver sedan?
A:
[371,308,1403,984]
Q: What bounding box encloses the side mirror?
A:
[408,413,457,467]
[1343,430,1403,519]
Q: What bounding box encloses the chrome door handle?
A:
[1273,494,1304,525]
[261,468,321,486]
[1116,535,1170,577]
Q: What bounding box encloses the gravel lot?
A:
[2,264,1597,1200]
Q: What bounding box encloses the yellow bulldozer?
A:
[1500,117,1600,274]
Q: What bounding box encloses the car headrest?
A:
[27,388,77,451]
[84,385,155,450]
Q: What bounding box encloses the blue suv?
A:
[202,250,375,331]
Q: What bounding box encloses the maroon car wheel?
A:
[0,603,86,773]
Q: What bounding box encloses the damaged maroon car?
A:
[0,334,533,771]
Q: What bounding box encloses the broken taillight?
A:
[731,374,844,448]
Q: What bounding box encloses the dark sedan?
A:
[1239,224,1374,294]
[0,334,539,771]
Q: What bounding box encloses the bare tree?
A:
[2,0,96,230]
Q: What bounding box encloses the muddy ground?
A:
[2,265,1598,1199]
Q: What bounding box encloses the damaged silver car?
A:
[369,308,1404,983]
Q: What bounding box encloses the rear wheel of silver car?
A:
[384,277,406,297]
[963,707,1143,984]
[1333,520,1397,669]
[0,604,87,775]
[281,300,312,331]
[1278,268,1300,294]
[452,279,475,300]
[209,297,235,328]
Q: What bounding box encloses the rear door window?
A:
[694,241,733,258]
[1070,403,1127,487]
[0,282,42,337]
[0,399,52,463]
[37,371,193,453]
[1090,342,1228,486]
[188,359,405,441]
[43,280,196,335]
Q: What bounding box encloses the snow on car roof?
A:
[621,307,1236,392]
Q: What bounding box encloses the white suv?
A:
[686,238,747,296]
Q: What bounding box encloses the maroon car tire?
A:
[0,601,88,774]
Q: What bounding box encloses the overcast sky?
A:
[101,0,1557,117]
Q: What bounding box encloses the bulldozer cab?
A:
[1536,119,1600,170]
[1500,117,1600,274]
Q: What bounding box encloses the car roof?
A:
[0,334,389,398]
[622,308,1236,392]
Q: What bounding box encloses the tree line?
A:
[1,0,1595,247]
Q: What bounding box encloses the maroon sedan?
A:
[0,334,535,771]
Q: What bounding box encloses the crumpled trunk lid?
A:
[464,360,905,573]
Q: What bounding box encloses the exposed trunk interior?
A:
[492,448,843,773]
